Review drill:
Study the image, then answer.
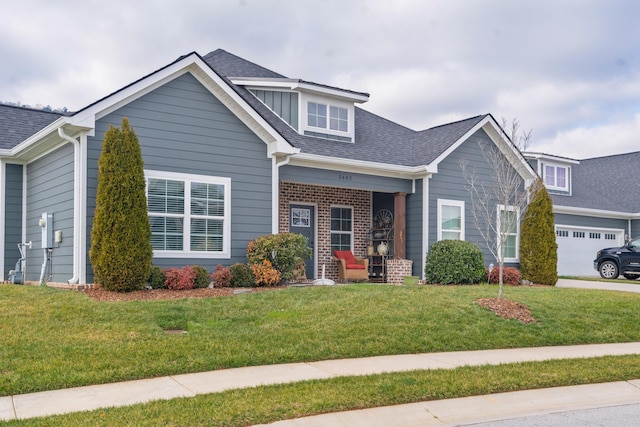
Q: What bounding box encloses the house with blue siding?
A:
[524,152,640,276]
[0,49,540,285]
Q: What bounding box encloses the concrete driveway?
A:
[556,278,640,293]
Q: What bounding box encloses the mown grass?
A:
[2,355,639,426]
[1,283,639,397]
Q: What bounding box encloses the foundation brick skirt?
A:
[386,259,413,284]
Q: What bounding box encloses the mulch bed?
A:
[82,286,285,302]
[476,298,537,324]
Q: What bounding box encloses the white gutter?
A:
[553,204,640,220]
[58,127,85,284]
[289,153,435,178]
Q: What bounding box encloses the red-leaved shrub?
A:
[486,266,521,286]
[210,264,233,288]
[164,266,197,290]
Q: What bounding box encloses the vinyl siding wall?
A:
[553,213,629,233]
[405,178,423,276]
[25,144,75,282]
[86,72,273,280]
[428,129,522,266]
[3,163,23,279]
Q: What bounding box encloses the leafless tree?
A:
[460,118,532,299]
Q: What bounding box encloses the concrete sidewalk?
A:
[254,380,640,426]
[2,342,640,422]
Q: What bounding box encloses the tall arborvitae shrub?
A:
[519,177,558,285]
[90,118,153,291]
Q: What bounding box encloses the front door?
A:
[289,204,315,279]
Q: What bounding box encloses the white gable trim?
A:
[428,115,536,183]
[66,53,298,157]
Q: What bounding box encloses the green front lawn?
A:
[3,356,640,426]
[1,283,639,397]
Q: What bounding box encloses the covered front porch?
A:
[278,181,412,282]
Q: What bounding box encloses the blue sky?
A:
[1,0,638,159]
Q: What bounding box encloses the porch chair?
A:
[333,250,369,282]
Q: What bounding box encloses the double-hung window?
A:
[437,199,464,241]
[497,205,519,262]
[542,164,569,191]
[330,206,353,251]
[146,170,231,258]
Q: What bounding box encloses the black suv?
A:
[594,237,640,280]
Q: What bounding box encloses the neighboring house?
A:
[0,49,537,285]
[525,152,640,276]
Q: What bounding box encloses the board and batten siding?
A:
[25,144,75,282]
[250,89,299,130]
[428,129,520,266]
[86,72,273,280]
[3,163,23,279]
[405,178,423,276]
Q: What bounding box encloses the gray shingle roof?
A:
[202,49,485,167]
[552,151,640,213]
[0,104,63,150]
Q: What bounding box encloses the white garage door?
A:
[555,226,625,276]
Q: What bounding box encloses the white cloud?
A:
[532,114,640,159]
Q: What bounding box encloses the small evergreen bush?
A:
[89,117,153,291]
[487,267,521,286]
[230,263,255,287]
[424,240,486,284]
[251,260,281,287]
[211,264,233,288]
[192,265,211,288]
[164,266,197,290]
[148,266,166,289]
[520,178,558,285]
[246,233,312,281]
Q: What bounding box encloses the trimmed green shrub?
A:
[230,263,255,287]
[192,265,211,288]
[487,266,521,286]
[520,177,558,285]
[211,264,233,288]
[425,240,486,285]
[246,233,312,282]
[148,266,166,289]
[89,118,152,292]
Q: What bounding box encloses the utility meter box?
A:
[39,212,54,249]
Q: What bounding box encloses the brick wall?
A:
[280,181,371,280]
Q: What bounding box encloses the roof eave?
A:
[553,204,640,219]
[289,153,433,178]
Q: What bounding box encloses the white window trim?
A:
[542,162,570,192]
[496,204,520,263]
[330,205,354,251]
[145,170,231,259]
[300,93,354,141]
[437,199,465,241]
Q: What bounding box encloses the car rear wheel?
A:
[599,261,619,279]
[623,274,640,280]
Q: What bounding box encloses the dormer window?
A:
[308,102,348,133]
[543,164,569,191]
